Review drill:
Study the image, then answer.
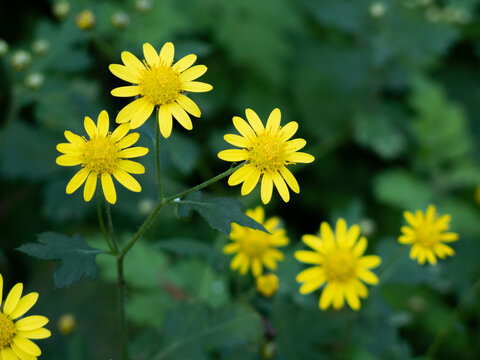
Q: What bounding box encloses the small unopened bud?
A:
[76,10,95,30]
[32,39,50,56]
[256,274,279,298]
[111,11,130,29]
[369,2,387,19]
[135,0,153,14]
[11,50,32,71]
[53,1,71,20]
[261,342,277,360]
[138,198,155,215]
[58,313,76,335]
[0,39,9,57]
[25,72,45,90]
[359,218,376,237]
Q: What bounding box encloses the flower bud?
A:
[11,50,32,71]
[256,274,279,298]
[0,39,9,57]
[111,11,130,29]
[25,72,45,90]
[369,2,387,19]
[76,10,95,30]
[135,0,153,14]
[52,1,71,20]
[32,39,50,56]
[58,313,76,335]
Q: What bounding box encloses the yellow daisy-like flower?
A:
[295,219,381,311]
[399,204,459,265]
[223,206,289,277]
[218,108,315,204]
[109,42,213,138]
[56,110,149,204]
[0,274,51,359]
[256,274,279,298]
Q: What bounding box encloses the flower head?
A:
[76,10,95,30]
[223,206,289,277]
[256,274,279,297]
[399,204,459,265]
[218,108,315,204]
[56,110,149,204]
[109,42,212,138]
[295,219,381,311]
[0,274,51,358]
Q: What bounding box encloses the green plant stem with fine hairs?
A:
[97,195,115,254]
[155,118,164,200]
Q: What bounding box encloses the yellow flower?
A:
[256,274,279,297]
[223,206,289,277]
[295,219,381,311]
[76,10,95,30]
[218,108,315,204]
[399,204,459,265]
[57,313,76,335]
[56,110,149,204]
[109,42,212,138]
[0,274,51,358]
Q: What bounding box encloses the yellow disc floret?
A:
[322,249,358,283]
[0,313,14,349]
[139,65,182,105]
[82,137,119,174]
[248,135,287,173]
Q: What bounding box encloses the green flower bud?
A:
[25,72,45,90]
[11,50,32,71]
[0,39,9,57]
[135,0,153,14]
[111,11,130,29]
[32,39,50,56]
[76,10,95,30]
[53,1,71,20]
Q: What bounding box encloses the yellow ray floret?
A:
[218,108,315,204]
[399,204,459,265]
[109,42,212,138]
[0,274,51,359]
[223,206,289,277]
[56,110,149,204]
[295,218,381,311]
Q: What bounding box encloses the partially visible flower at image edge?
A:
[109,42,212,138]
[295,218,381,311]
[218,108,315,204]
[475,186,480,206]
[223,206,289,277]
[0,273,51,359]
[256,274,279,298]
[399,204,459,265]
[56,110,149,204]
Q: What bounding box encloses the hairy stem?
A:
[116,255,129,360]
[156,114,164,201]
[97,195,115,254]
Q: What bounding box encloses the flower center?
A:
[247,134,287,173]
[0,312,15,349]
[82,137,119,174]
[415,225,440,248]
[241,231,270,257]
[323,249,358,283]
[139,65,182,105]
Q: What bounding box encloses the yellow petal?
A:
[9,292,38,320]
[159,42,174,66]
[4,283,23,316]
[232,116,255,139]
[116,133,140,149]
[96,111,109,138]
[223,243,240,254]
[66,168,90,194]
[11,342,36,360]
[353,237,367,256]
[64,131,85,147]
[180,65,207,82]
[286,152,315,163]
[296,266,324,283]
[224,134,249,148]
[83,172,97,202]
[17,327,51,340]
[118,147,149,158]
[1,347,20,360]
[217,149,247,162]
[83,116,97,139]
[173,54,197,72]
[111,86,141,97]
[360,255,381,269]
[56,143,81,155]
[252,259,262,277]
[101,173,117,204]
[56,155,82,166]
[272,172,290,202]
[158,104,173,138]
[170,102,193,130]
[119,160,145,174]
[319,282,337,310]
[279,167,299,193]
[279,121,298,141]
[113,169,141,192]
[15,316,49,331]
[0,274,3,307]
[332,286,345,309]
[240,169,260,195]
[227,165,253,186]
[129,101,155,129]
[121,51,145,75]
[320,222,335,247]
[285,138,306,152]
[176,94,201,117]
[116,98,151,124]
[358,269,379,285]
[110,123,130,143]
[181,81,212,93]
[143,43,159,67]
[266,108,281,133]
[13,336,41,356]
[335,218,347,243]
[345,284,361,310]
[109,64,140,84]
[245,108,265,134]
[261,173,273,204]
[294,250,322,264]
[302,234,323,253]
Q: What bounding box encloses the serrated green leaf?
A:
[177,192,268,235]
[18,232,102,288]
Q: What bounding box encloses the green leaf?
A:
[177,192,268,235]
[18,232,102,288]
[374,169,433,210]
[153,302,262,360]
[156,237,220,263]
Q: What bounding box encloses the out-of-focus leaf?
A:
[0,121,59,180]
[156,237,219,263]
[166,133,200,175]
[18,232,101,288]
[152,302,262,360]
[439,197,480,236]
[126,291,172,328]
[374,169,433,210]
[42,178,90,222]
[177,192,268,235]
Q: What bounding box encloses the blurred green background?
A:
[1,0,480,359]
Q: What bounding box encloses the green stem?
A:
[116,255,129,360]
[105,203,119,253]
[163,163,244,204]
[425,277,480,358]
[155,116,164,200]
[97,195,115,254]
